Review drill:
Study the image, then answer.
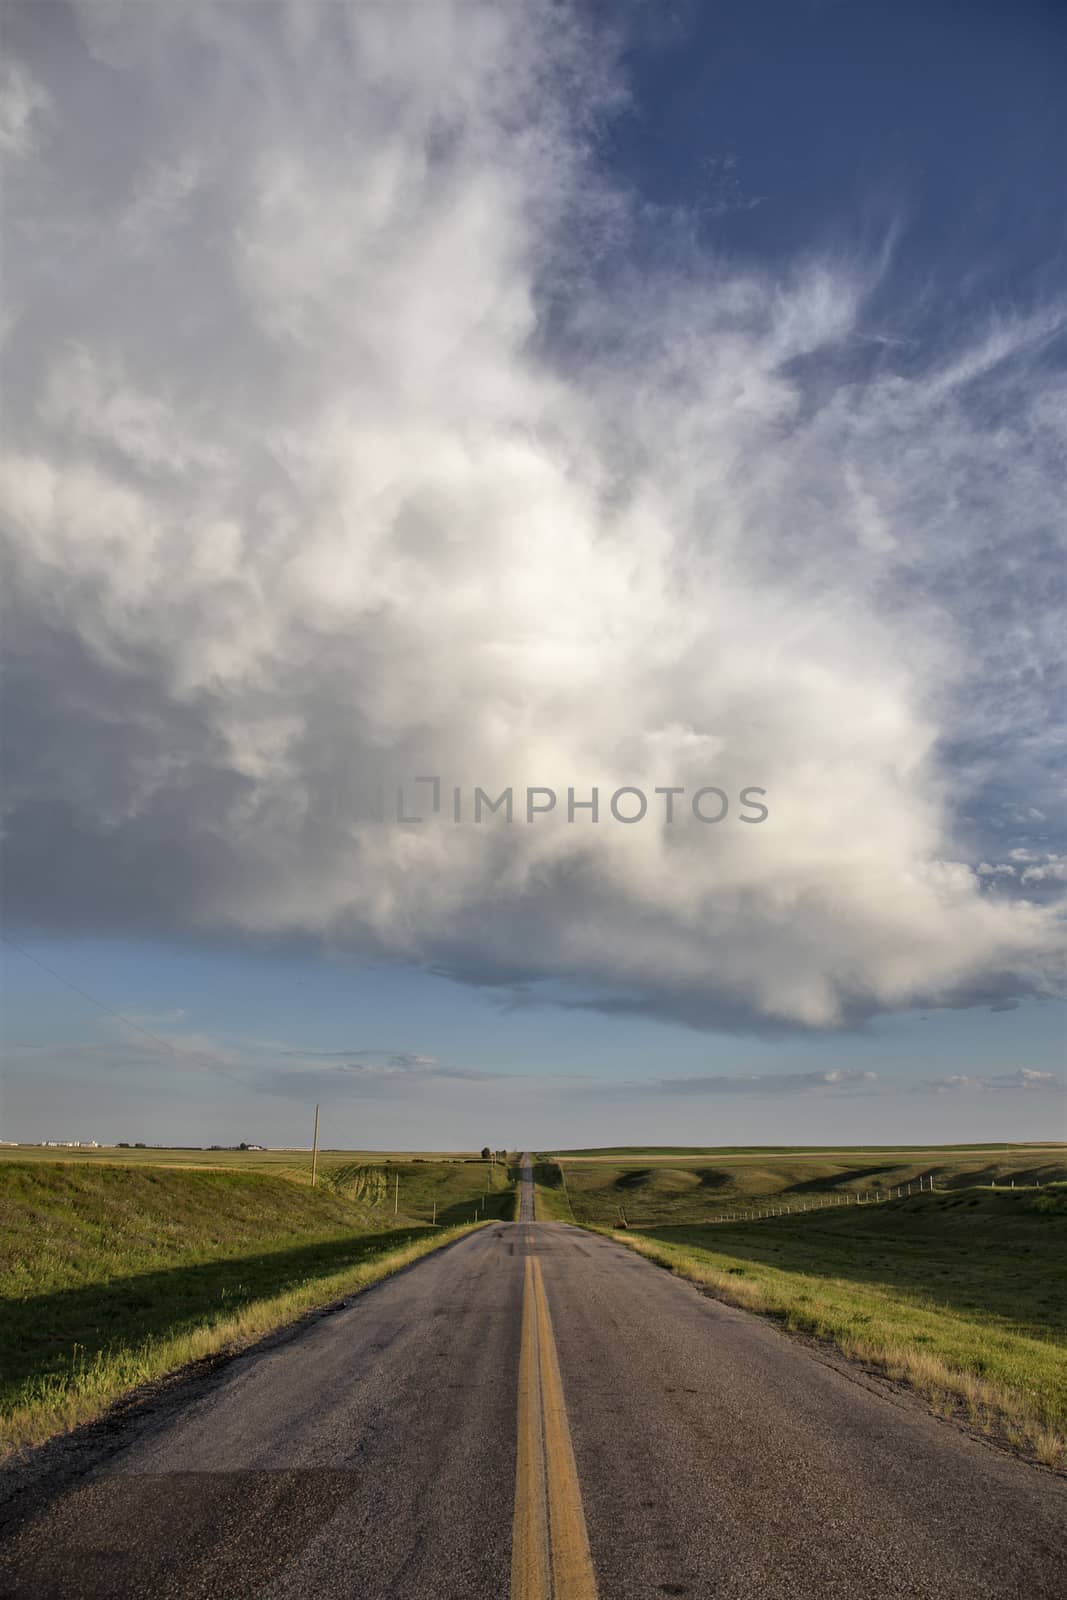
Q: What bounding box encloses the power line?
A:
[2,931,256,1094]
[1,932,184,1057]
[1,934,297,1094]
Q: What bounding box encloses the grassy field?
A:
[0,1157,514,1456]
[543,1146,1067,1227]
[6,1141,1064,1469]
[550,1144,1066,1159]
[530,1161,576,1222]
[533,1147,1067,1468]
[614,1188,1067,1467]
[0,1144,495,1182]
[321,1157,515,1225]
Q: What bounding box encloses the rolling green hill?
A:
[0,1158,513,1457]
[531,1148,1067,1468]
[541,1147,1067,1227]
[549,1144,1065,1158]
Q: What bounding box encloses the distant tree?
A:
[481,1146,492,1161]
[117,1142,130,1148]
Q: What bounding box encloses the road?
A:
[1,1158,1065,1598]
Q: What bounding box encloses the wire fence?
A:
[616,1174,1049,1229]
[706,1174,1053,1225]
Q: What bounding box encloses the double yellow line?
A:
[511,1252,598,1600]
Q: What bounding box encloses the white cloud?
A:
[1021,855,1067,885]
[39,346,226,475]
[659,1069,879,1096]
[3,1024,493,1099]
[920,1069,1062,1094]
[1,1,1064,1033]
[0,57,50,158]
[119,153,202,255]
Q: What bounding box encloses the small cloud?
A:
[286,1052,495,1084]
[659,1068,878,1096]
[919,1068,1062,1094]
[1021,855,1067,885]
[282,1047,437,1065]
[0,59,51,158]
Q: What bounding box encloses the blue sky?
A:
[606,1,1064,292]
[1,1,1064,1148]
[2,930,1065,1148]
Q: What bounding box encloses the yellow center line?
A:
[511,1251,598,1600]
[512,1257,550,1599]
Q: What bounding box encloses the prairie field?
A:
[542,1145,1066,1227]
[550,1144,1065,1160]
[0,1155,514,1456]
[0,1144,489,1181]
[4,1143,1064,1471]
[534,1147,1067,1467]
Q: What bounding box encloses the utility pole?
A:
[394,1170,399,1216]
[432,1196,437,1226]
[311,1103,320,1187]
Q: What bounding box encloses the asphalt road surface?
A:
[1,1158,1065,1598]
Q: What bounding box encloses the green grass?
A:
[0,1144,494,1183]
[545,1147,1067,1227]
[0,1158,513,1456]
[611,1187,1067,1469]
[322,1158,515,1224]
[530,1162,575,1222]
[549,1144,1066,1158]
[534,1148,1067,1467]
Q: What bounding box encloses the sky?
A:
[1,0,1064,1150]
